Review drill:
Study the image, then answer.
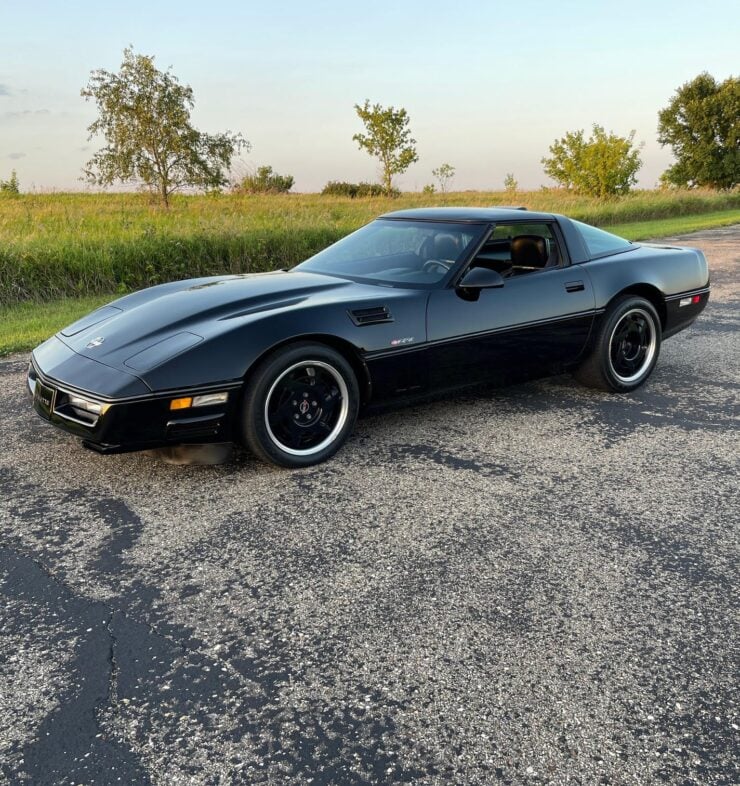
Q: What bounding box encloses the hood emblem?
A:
[86,336,105,348]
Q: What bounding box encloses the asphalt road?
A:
[1,227,738,786]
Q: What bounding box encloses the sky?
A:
[0,0,737,193]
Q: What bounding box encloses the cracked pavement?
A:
[1,226,738,785]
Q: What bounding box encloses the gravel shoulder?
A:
[1,228,738,785]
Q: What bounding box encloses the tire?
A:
[241,342,359,467]
[575,295,662,392]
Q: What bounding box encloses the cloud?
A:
[0,108,50,120]
[8,152,26,160]
[0,84,10,96]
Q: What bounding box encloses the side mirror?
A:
[456,267,504,300]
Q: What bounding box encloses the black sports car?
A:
[28,207,710,467]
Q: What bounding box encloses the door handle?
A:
[565,281,585,293]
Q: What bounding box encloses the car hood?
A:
[56,270,362,372]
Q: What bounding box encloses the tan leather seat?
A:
[434,234,460,260]
[510,235,548,268]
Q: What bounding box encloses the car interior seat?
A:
[419,235,436,260]
[510,235,550,272]
[434,234,460,261]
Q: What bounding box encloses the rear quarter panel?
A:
[583,244,709,308]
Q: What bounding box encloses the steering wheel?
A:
[422,259,452,274]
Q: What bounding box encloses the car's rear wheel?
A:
[575,295,661,392]
[241,342,359,467]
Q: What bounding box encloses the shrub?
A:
[0,170,20,195]
[321,181,394,198]
[235,166,294,194]
[422,184,435,195]
[504,173,518,193]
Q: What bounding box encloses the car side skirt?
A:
[363,308,600,404]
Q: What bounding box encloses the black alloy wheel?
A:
[575,295,662,392]
[608,308,658,384]
[241,342,359,467]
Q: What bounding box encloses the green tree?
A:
[353,100,418,195]
[81,47,248,207]
[432,163,455,193]
[0,170,20,195]
[542,124,642,198]
[657,72,739,189]
[236,165,294,194]
[503,173,518,193]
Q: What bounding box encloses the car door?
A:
[425,222,596,389]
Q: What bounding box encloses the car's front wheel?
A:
[241,342,359,467]
[575,295,662,392]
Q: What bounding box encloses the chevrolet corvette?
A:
[28,207,710,466]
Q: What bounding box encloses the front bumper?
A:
[28,350,242,454]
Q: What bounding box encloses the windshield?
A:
[295,219,486,286]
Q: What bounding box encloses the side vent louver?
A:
[348,305,394,326]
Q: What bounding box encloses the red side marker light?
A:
[692,295,701,304]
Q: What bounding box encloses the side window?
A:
[471,222,563,277]
[572,220,632,258]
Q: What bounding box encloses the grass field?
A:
[1,189,738,356]
[0,295,113,357]
[608,210,740,240]
[1,188,738,305]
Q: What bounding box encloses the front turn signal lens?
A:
[169,397,193,411]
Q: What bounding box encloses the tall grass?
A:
[1,189,738,305]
